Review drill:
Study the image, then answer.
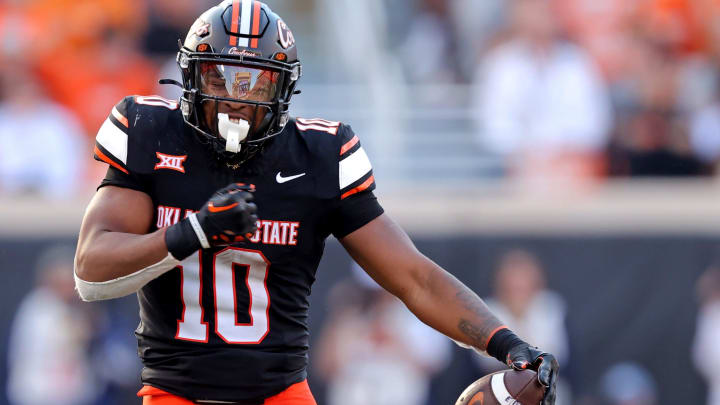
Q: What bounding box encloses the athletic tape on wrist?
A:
[74,252,181,302]
[187,212,211,249]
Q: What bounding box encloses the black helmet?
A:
[176,0,301,165]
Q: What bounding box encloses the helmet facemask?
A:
[178,51,299,167]
[196,62,279,152]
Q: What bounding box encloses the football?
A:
[455,369,546,405]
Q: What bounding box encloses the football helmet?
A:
[176,0,301,165]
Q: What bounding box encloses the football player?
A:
[74,1,559,404]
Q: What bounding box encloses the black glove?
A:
[507,344,559,405]
[165,183,258,260]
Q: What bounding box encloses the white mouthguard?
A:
[217,113,249,153]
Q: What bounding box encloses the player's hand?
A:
[165,183,258,260]
[197,183,258,245]
[507,344,559,405]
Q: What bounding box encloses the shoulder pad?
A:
[336,123,376,199]
[290,117,376,199]
[94,95,181,174]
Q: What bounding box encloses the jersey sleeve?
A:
[93,96,158,193]
[94,97,133,175]
[329,124,384,238]
[98,165,150,192]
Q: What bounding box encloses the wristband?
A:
[187,212,210,249]
[486,327,526,364]
[165,219,202,261]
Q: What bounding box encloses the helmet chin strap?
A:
[217,113,250,153]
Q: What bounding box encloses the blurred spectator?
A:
[0,2,44,66]
[88,303,144,405]
[692,266,720,405]
[0,0,146,66]
[606,36,706,176]
[690,87,720,173]
[37,29,157,136]
[143,1,211,100]
[637,0,720,56]
[142,0,210,58]
[448,0,508,80]
[472,0,612,185]
[6,245,99,405]
[599,362,658,405]
[314,264,451,405]
[398,0,462,84]
[472,249,571,404]
[0,65,86,198]
[553,0,638,81]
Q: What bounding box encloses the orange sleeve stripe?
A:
[229,0,240,46]
[111,106,129,128]
[250,0,261,48]
[339,135,359,155]
[484,325,508,350]
[340,175,374,200]
[94,145,129,174]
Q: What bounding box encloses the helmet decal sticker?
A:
[231,71,252,98]
[194,22,211,38]
[277,19,295,49]
[228,48,261,57]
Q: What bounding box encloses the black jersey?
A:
[93,95,383,402]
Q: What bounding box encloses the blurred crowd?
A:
[0,0,216,196]
[309,250,679,405]
[1,0,720,197]
[7,245,141,405]
[2,1,720,404]
[399,0,720,180]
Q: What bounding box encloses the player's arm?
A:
[74,183,257,301]
[75,186,168,283]
[340,214,502,350]
[340,213,558,404]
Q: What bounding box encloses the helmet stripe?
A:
[250,0,261,48]
[238,0,252,47]
[229,0,240,46]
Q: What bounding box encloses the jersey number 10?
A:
[175,248,270,344]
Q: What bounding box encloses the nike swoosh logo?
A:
[276,172,306,183]
[208,202,239,213]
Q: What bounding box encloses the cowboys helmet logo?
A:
[277,19,295,49]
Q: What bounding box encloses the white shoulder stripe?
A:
[339,147,372,189]
[297,118,340,127]
[296,122,339,135]
[96,118,128,164]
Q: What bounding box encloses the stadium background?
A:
[1,0,720,404]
